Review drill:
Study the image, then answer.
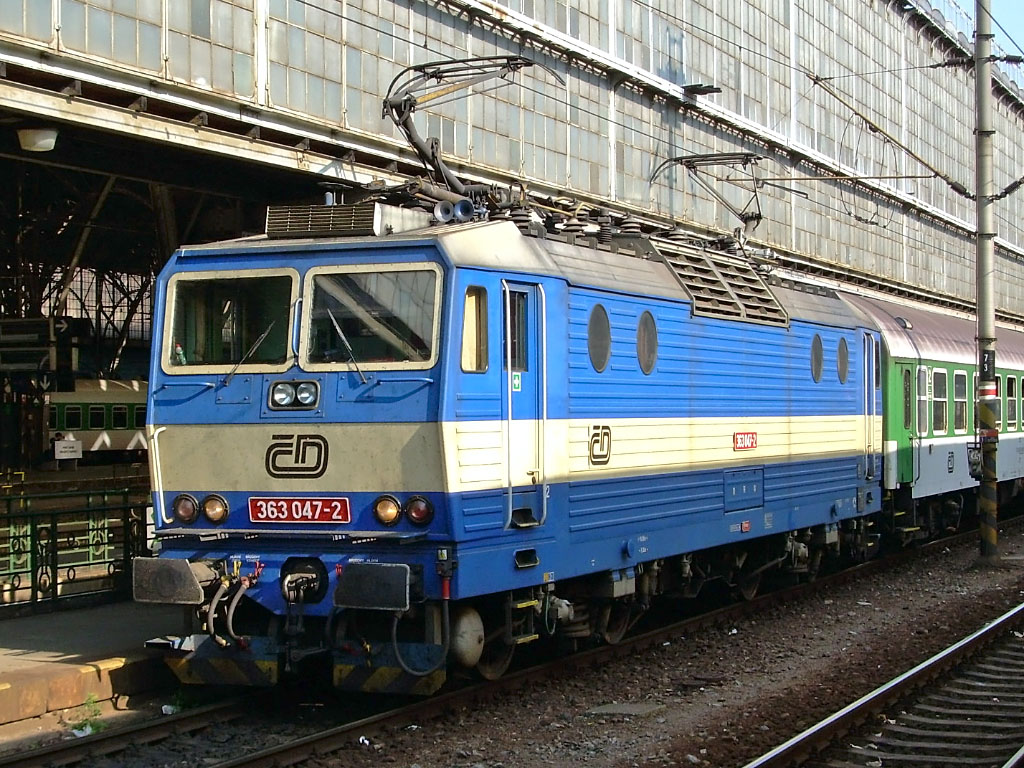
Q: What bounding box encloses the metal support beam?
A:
[52,175,116,318]
[106,274,151,376]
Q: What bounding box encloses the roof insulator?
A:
[509,207,533,234]
[619,216,642,236]
[562,216,584,234]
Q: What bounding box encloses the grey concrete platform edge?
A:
[0,602,181,726]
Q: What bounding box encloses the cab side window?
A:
[461,287,488,373]
[504,291,528,372]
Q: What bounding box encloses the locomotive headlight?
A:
[202,494,229,524]
[271,382,296,407]
[405,496,434,526]
[172,494,199,524]
[373,495,401,526]
[295,381,319,406]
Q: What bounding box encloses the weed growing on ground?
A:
[69,693,107,734]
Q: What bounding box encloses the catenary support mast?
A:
[976,0,999,564]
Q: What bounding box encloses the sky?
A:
[990,0,1024,57]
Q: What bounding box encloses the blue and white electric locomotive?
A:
[134,202,882,693]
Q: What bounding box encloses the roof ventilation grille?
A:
[651,237,789,327]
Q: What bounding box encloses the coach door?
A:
[501,281,547,530]
[896,363,919,484]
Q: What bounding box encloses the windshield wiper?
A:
[224,320,275,385]
[326,308,368,384]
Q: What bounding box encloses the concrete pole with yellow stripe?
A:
[975,0,1000,565]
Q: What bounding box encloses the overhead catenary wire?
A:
[277,0,1006,249]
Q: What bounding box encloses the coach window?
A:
[65,406,82,430]
[810,335,823,383]
[902,369,912,430]
[954,371,968,433]
[134,406,147,429]
[916,366,928,436]
[588,304,611,373]
[89,405,106,430]
[637,311,657,375]
[503,290,529,371]
[48,408,57,431]
[112,405,129,430]
[1008,377,1018,431]
[461,287,488,373]
[932,370,948,435]
[837,338,849,384]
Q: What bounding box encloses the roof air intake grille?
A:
[266,202,378,239]
[651,238,788,327]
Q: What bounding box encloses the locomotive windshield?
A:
[166,273,292,369]
[304,265,440,368]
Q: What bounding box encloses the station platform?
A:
[1,462,149,497]
[0,601,182,726]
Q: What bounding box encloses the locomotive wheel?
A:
[601,602,632,645]
[737,573,761,601]
[476,630,515,680]
[803,547,824,583]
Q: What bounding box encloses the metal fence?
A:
[0,490,150,616]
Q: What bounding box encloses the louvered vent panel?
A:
[652,238,788,327]
[266,202,378,239]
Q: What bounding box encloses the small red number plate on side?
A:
[248,497,351,524]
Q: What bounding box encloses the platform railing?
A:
[0,491,151,617]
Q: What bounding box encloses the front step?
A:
[504,591,539,646]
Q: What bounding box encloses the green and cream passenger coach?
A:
[844,293,1024,540]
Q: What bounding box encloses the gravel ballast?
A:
[325,532,1024,768]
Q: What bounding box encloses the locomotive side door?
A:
[501,280,547,529]
[862,332,877,480]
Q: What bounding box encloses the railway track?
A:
[742,601,1024,768]
[0,699,245,768]
[3,522,1017,768]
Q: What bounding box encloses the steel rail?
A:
[740,600,1024,768]
[0,699,244,768]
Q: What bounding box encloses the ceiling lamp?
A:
[17,127,59,152]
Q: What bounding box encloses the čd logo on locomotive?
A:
[265,433,330,478]
[589,425,612,466]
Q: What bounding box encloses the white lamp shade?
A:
[17,128,58,152]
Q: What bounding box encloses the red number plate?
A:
[248,497,351,524]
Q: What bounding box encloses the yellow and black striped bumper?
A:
[166,655,278,686]
[333,663,445,694]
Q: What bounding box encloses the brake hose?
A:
[225,579,249,642]
[207,580,230,647]
[390,577,451,676]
